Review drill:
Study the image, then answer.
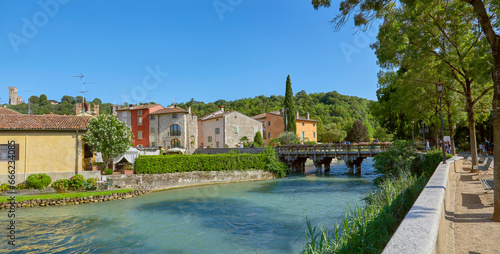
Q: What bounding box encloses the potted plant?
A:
[92,162,104,171]
[124,164,134,174]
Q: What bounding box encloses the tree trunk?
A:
[466,89,479,166]
[446,102,456,155]
[492,51,500,221]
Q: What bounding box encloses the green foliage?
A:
[26,173,52,189]
[321,123,347,143]
[373,126,393,142]
[104,168,113,175]
[412,149,453,177]
[284,75,297,133]
[85,178,98,190]
[0,183,10,191]
[373,140,416,179]
[135,154,267,174]
[16,183,27,190]
[262,147,289,177]
[83,114,133,165]
[303,169,430,253]
[346,120,370,142]
[124,164,134,171]
[52,179,70,191]
[6,94,113,115]
[277,131,300,145]
[69,174,86,190]
[254,131,263,147]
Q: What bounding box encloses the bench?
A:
[473,157,493,171]
[458,152,470,160]
[478,153,487,164]
[480,179,494,190]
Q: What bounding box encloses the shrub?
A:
[373,140,415,182]
[16,183,27,189]
[135,153,267,174]
[85,177,98,190]
[262,147,289,177]
[104,168,113,175]
[69,174,86,190]
[254,131,263,147]
[26,173,52,189]
[52,179,70,191]
[124,165,134,171]
[0,183,10,191]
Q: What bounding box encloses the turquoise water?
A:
[4,159,378,254]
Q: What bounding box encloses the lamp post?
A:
[436,81,446,164]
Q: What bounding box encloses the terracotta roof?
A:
[0,107,22,115]
[200,109,233,120]
[251,113,267,120]
[115,104,162,111]
[252,111,318,122]
[0,115,92,130]
[150,107,188,115]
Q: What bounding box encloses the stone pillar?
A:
[323,158,332,173]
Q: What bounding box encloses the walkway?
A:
[452,158,500,253]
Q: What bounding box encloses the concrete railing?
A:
[194,148,266,154]
[382,156,462,254]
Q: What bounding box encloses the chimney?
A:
[221,107,224,112]
[75,104,82,115]
[280,108,284,116]
[188,106,191,114]
[306,112,310,120]
[295,110,299,119]
[94,104,100,115]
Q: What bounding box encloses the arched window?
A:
[171,139,181,148]
[170,124,181,136]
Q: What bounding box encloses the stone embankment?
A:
[0,189,151,209]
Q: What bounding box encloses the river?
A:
[6,158,378,254]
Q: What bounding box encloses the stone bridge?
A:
[276,143,392,174]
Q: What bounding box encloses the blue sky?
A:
[1,0,380,106]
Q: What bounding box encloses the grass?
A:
[303,169,430,253]
[0,189,135,202]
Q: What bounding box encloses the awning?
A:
[113,147,140,165]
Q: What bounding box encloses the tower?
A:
[8,87,23,105]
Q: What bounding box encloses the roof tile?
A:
[0,115,92,130]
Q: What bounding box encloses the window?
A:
[302,122,305,126]
[151,142,156,147]
[268,121,271,126]
[171,139,181,148]
[138,131,143,139]
[173,114,177,118]
[138,117,142,125]
[215,128,220,134]
[235,127,239,134]
[200,130,203,137]
[200,121,203,125]
[313,132,316,139]
[268,132,271,139]
[216,142,220,148]
[208,136,212,142]
[150,127,155,133]
[1,144,19,161]
[150,115,155,120]
[170,124,181,136]
[313,123,316,127]
[201,143,204,148]
[302,132,305,141]
[138,110,142,116]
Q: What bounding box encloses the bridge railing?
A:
[276,142,392,155]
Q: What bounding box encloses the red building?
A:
[115,104,163,147]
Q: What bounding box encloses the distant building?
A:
[149,104,198,154]
[252,109,318,145]
[198,106,263,148]
[48,100,59,105]
[115,104,163,147]
[111,104,121,117]
[8,87,23,105]
[75,103,99,117]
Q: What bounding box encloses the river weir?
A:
[6,158,378,253]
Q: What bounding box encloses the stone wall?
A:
[194,148,267,154]
[107,170,276,190]
[224,112,263,148]
[186,114,198,154]
[0,171,101,184]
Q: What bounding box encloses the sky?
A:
[0,0,381,107]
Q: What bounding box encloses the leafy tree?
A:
[82,114,133,167]
[254,131,263,147]
[92,98,102,105]
[283,75,297,133]
[29,95,39,105]
[374,126,393,142]
[321,123,347,143]
[277,131,299,145]
[39,94,47,103]
[346,120,369,142]
[61,95,75,104]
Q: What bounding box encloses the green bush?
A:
[52,179,70,191]
[135,153,267,174]
[104,168,113,175]
[85,178,98,190]
[0,183,10,191]
[373,140,415,182]
[26,173,52,189]
[262,147,289,177]
[69,174,86,190]
[254,131,263,147]
[16,183,27,189]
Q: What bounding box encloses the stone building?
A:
[198,107,263,148]
[115,104,163,147]
[149,105,198,154]
[8,87,23,105]
[75,102,100,117]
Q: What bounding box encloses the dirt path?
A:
[453,159,500,254]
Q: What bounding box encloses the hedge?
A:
[135,154,267,174]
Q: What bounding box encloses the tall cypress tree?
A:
[283,75,296,133]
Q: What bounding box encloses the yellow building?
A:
[0,114,99,184]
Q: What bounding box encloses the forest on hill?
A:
[5,90,386,142]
